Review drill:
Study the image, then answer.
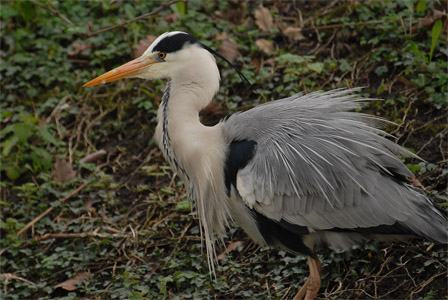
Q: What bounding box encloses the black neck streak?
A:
[160,82,193,198]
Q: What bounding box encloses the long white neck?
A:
[155,48,221,173]
[156,79,221,177]
[154,48,231,272]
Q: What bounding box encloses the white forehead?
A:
[143,31,188,55]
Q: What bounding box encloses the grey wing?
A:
[224,89,447,244]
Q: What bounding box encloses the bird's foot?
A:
[409,177,426,191]
[293,280,307,300]
[293,275,321,300]
[292,256,322,300]
[304,275,321,300]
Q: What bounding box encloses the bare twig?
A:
[301,18,422,32]
[281,285,293,300]
[83,104,118,151]
[426,243,435,252]
[45,96,70,124]
[0,273,35,285]
[80,149,107,164]
[120,148,159,187]
[18,181,90,236]
[410,270,448,297]
[29,0,74,26]
[413,113,448,132]
[84,0,185,38]
[35,231,128,241]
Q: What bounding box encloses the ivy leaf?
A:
[129,292,144,300]
[0,123,14,138]
[171,1,186,18]
[375,66,388,76]
[6,164,22,180]
[308,62,324,74]
[2,136,18,157]
[38,126,59,145]
[31,146,52,172]
[403,0,414,13]
[176,200,191,211]
[277,53,307,66]
[339,59,353,72]
[13,123,33,143]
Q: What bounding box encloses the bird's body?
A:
[84,31,447,299]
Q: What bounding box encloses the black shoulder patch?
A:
[153,33,199,53]
[224,140,257,196]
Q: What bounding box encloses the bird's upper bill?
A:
[83,55,158,87]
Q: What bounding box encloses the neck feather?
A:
[156,48,221,171]
[154,65,230,273]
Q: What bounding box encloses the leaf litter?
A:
[54,272,88,291]
[52,158,76,183]
[254,4,274,32]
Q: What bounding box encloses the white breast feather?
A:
[236,171,256,209]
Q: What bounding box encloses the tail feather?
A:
[402,184,447,244]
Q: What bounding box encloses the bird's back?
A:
[223,89,447,254]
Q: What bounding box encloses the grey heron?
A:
[84,31,447,300]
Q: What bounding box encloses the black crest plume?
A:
[152,32,251,86]
[199,43,252,87]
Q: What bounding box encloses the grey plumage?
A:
[225,89,447,249]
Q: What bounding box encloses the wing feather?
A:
[224,89,445,242]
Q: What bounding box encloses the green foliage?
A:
[430,19,443,61]
[1,0,446,299]
[0,111,59,180]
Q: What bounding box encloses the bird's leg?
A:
[409,176,426,191]
[293,256,323,300]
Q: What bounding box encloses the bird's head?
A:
[83,31,249,87]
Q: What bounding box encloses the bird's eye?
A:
[158,52,166,60]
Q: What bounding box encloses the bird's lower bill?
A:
[83,57,157,87]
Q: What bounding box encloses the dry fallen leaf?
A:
[133,35,157,59]
[255,39,274,54]
[283,27,305,41]
[264,58,275,66]
[52,158,76,183]
[215,32,229,41]
[67,43,91,56]
[54,272,88,291]
[164,12,179,23]
[254,4,273,32]
[0,273,35,285]
[217,38,239,62]
[251,58,262,74]
[201,101,224,118]
[215,2,247,25]
[218,241,244,261]
[84,198,96,214]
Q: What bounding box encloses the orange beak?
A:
[83,56,157,87]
